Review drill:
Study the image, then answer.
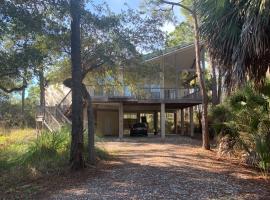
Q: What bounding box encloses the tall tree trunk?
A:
[70,0,85,170]
[82,84,95,165]
[193,13,210,150]
[211,59,219,105]
[217,67,222,103]
[87,96,95,164]
[21,69,27,128]
[39,68,45,113]
[21,80,26,127]
[158,0,210,149]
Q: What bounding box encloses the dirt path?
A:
[48,136,270,200]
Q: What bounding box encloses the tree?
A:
[69,0,85,170]
[51,3,165,164]
[146,0,210,150]
[211,59,219,105]
[166,21,194,47]
[0,1,46,94]
[198,0,270,88]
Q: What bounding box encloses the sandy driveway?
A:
[48,136,270,200]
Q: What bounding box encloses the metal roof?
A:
[143,43,196,62]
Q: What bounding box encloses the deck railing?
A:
[86,85,201,101]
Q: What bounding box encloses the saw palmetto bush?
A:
[210,83,270,174]
[198,0,270,87]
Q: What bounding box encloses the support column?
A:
[137,112,140,123]
[160,103,165,140]
[177,110,181,134]
[181,109,185,135]
[119,103,124,139]
[154,111,158,134]
[189,107,194,137]
[174,112,177,134]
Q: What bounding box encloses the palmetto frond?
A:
[199,0,270,87]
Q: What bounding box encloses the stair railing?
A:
[57,90,72,112]
[44,107,62,132]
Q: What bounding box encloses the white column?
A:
[119,103,124,139]
[181,109,185,135]
[160,103,166,140]
[189,107,194,137]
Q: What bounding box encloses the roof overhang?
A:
[145,43,204,71]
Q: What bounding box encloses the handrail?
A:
[85,84,199,90]
[85,85,201,100]
[57,89,72,108]
[44,107,61,131]
[56,107,72,125]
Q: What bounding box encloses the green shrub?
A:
[256,137,270,175]
[210,83,270,174]
[0,126,110,175]
[19,127,70,171]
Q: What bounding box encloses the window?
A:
[124,113,137,119]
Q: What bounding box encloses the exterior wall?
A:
[45,84,70,106]
[96,110,119,136]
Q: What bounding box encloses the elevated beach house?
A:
[42,44,205,139]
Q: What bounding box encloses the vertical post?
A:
[189,107,194,137]
[174,112,177,134]
[181,109,185,135]
[137,112,140,123]
[175,52,179,99]
[160,54,165,100]
[119,103,124,140]
[177,110,181,134]
[154,111,158,134]
[160,103,166,140]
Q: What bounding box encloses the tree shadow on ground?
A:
[40,138,270,200]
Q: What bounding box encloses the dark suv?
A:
[130,123,148,136]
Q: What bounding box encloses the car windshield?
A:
[133,123,146,128]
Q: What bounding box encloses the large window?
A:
[124,113,137,119]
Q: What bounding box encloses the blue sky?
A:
[91,0,186,33]
[94,0,141,13]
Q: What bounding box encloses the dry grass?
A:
[0,128,109,199]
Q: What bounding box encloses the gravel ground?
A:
[48,136,270,200]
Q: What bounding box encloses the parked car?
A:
[130,123,148,136]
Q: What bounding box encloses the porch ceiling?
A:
[123,102,201,111]
[145,44,198,71]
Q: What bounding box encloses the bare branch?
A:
[82,62,105,80]
[0,83,27,93]
[160,0,193,14]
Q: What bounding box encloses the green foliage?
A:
[0,102,35,128]
[198,0,270,86]
[210,83,270,173]
[256,136,270,175]
[0,126,110,192]
[0,127,110,171]
[166,22,194,47]
[0,86,39,128]
[22,127,70,166]
[0,1,48,93]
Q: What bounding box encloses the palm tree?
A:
[198,0,270,88]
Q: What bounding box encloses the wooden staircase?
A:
[36,90,72,132]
